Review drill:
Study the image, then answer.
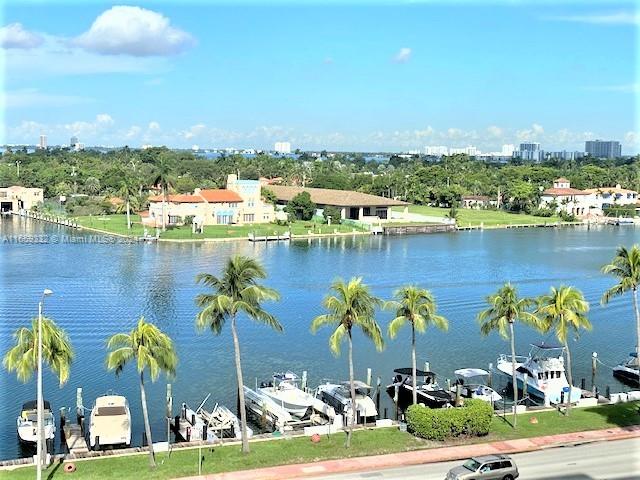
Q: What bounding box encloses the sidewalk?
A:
[176,425,640,480]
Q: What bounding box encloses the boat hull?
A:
[386,383,452,409]
[495,366,581,405]
[613,365,640,387]
[258,389,313,418]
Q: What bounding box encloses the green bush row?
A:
[405,399,493,441]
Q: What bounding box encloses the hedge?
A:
[405,399,493,441]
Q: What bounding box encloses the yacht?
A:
[451,368,502,404]
[259,372,315,417]
[17,400,55,444]
[495,342,582,406]
[613,352,639,386]
[89,393,131,450]
[316,381,378,424]
[386,368,452,409]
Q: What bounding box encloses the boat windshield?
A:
[463,459,481,471]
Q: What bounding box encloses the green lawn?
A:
[393,205,562,227]
[73,215,366,240]
[3,402,637,480]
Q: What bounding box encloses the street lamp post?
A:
[37,289,53,480]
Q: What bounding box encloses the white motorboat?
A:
[17,400,55,444]
[259,372,315,418]
[495,342,582,406]
[387,368,452,409]
[613,352,639,386]
[316,381,378,424]
[243,385,294,432]
[89,394,131,450]
[451,368,502,404]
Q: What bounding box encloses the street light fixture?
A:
[37,289,53,480]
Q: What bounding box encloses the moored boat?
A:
[88,393,131,450]
[17,400,55,444]
[316,381,378,424]
[613,352,639,386]
[495,342,582,406]
[386,368,452,409]
[259,372,315,417]
[451,368,502,404]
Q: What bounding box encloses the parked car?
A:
[445,454,519,480]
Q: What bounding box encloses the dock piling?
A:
[592,352,598,394]
[366,368,372,387]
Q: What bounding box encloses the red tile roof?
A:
[148,194,204,203]
[554,177,570,183]
[542,187,589,196]
[198,189,243,203]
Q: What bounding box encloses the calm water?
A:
[1,216,638,460]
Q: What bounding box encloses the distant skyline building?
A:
[70,136,79,148]
[501,144,515,156]
[585,140,622,159]
[274,141,291,154]
[515,142,543,162]
[38,134,47,150]
[424,145,449,156]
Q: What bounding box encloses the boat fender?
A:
[64,463,76,473]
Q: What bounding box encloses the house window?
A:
[376,208,388,219]
[363,207,371,216]
[230,202,238,208]
[243,214,254,223]
[216,214,231,225]
[168,215,180,224]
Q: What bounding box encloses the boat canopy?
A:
[22,400,51,411]
[531,342,564,350]
[393,367,435,377]
[454,368,490,378]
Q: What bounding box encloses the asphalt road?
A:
[310,438,640,480]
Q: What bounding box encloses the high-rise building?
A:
[515,142,543,161]
[424,146,449,156]
[585,140,622,159]
[70,136,79,148]
[274,142,291,154]
[38,134,47,149]
[501,144,515,156]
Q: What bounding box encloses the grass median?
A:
[2,401,637,480]
[393,205,562,227]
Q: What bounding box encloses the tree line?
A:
[4,246,640,464]
[2,148,639,215]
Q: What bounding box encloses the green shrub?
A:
[405,399,492,441]
[530,207,554,218]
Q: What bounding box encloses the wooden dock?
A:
[383,223,455,235]
[248,231,291,242]
[63,424,90,455]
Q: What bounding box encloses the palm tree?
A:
[116,176,139,230]
[106,317,177,467]
[535,286,591,416]
[311,277,384,447]
[3,317,74,386]
[85,176,101,196]
[601,245,640,361]
[195,255,281,454]
[152,156,175,231]
[477,283,537,427]
[386,286,448,406]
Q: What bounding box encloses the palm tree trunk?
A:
[564,341,573,416]
[231,315,250,454]
[139,371,156,467]
[411,325,417,406]
[633,288,640,360]
[126,200,131,230]
[510,321,518,428]
[347,330,355,448]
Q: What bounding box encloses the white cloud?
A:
[96,113,114,126]
[0,23,43,49]
[148,121,161,131]
[517,123,544,141]
[125,126,142,139]
[625,131,640,146]
[5,34,169,77]
[74,6,196,57]
[487,125,503,138]
[1,89,92,108]
[393,47,412,63]
[549,11,639,25]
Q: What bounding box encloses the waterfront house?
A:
[582,185,639,216]
[0,186,44,212]
[264,184,408,223]
[539,178,590,216]
[144,175,275,228]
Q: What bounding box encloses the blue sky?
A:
[1,1,637,152]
